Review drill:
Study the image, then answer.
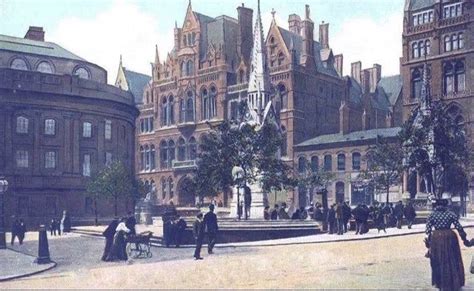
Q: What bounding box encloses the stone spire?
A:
[420,62,431,115]
[247,0,271,124]
[155,45,160,64]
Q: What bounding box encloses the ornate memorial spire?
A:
[420,61,431,115]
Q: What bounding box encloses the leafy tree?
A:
[400,101,469,198]
[297,165,334,207]
[361,136,404,203]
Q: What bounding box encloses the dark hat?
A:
[433,198,449,207]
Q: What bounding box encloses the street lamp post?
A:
[0,177,9,249]
[232,166,245,221]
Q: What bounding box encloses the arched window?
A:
[310,156,319,172]
[73,67,90,79]
[183,35,187,47]
[444,35,452,52]
[412,42,419,59]
[187,34,192,46]
[37,61,54,74]
[177,137,186,161]
[161,178,167,200]
[278,52,285,66]
[160,140,168,169]
[188,137,197,160]
[455,61,465,92]
[281,126,288,157]
[144,145,150,171]
[181,61,186,77]
[411,68,422,99]
[150,145,156,170]
[168,140,175,168]
[337,154,346,171]
[186,91,194,122]
[452,34,459,50]
[425,40,431,56]
[201,88,209,120]
[418,41,424,58]
[16,116,29,134]
[161,97,168,126]
[168,177,174,199]
[140,146,145,171]
[458,33,464,49]
[443,62,455,94]
[11,58,29,70]
[209,86,217,118]
[324,155,332,171]
[298,157,307,174]
[191,32,196,45]
[168,95,175,125]
[186,60,194,76]
[352,152,361,170]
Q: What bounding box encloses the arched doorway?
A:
[335,182,345,204]
[177,176,196,207]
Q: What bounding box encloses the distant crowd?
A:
[263,200,418,235]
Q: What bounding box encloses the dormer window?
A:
[10,58,29,71]
[412,9,434,26]
[37,61,54,74]
[73,67,90,79]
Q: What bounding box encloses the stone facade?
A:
[401,0,473,197]
[0,27,139,227]
[134,2,401,208]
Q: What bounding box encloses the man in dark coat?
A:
[193,213,204,260]
[125,211,137,236]
[278,202,290,219]
[342,201,352,233]
[335,202,344,235]
[393,201,405,229]
[244,186,252,219]
[10,218,20,246]
[102,218,119,261]
[175,216,187,248]
[270,204,279,220]
[327,204,336,234]
[404,202,417,229]
[263,206,271,220]
[17,219,26,245]
[313,204,323,222]
[203,204,218,254]
[352,204,363,234]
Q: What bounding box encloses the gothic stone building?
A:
[401,0,473,199]
[135,2,401,208]
[0,27,139,226]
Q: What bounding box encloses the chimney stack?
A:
[319,22,329,49]
[339,101,350,134]
[334,54,343,77]
[351,61,362,84]
[301,5,315,68]
[237,4,253,62]
[24,26,45,42]
[361,69,371,94]
[288,14,301,35]
[369,64,382,93]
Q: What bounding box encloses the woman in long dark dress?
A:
[106,218,130,262]
[425,199,471,291]
[101,218,119,261]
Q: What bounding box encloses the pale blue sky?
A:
[0,0,405,82]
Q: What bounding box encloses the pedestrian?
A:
[352,204,363,235]
[327,204,336,234]
[394,201,404,229]
[175,215,187,248]
[125,211,137,236]
[50,219,57,236]
[342,201,352,233]
[291,208,301,220]
[299,206,308,220]
[60,210,71,234]
[381,203,391,227]
[101,218,119,261]
[360,205,370,234]
[270,204,279,220]
[106,217,130,262]
[10,217,19,246]
[404,202,417,229]
[375,205,386,233]
[313,204,323,222]
[244,186,252,219]
[388,203,396,227]
[56,218,62,236]
[264,206,271,220]
[335,201,344,235]
[193,213,204,260]
[164,216,175,247]
[278,202,290,219]
[203,204,218,254]
[424,198,472,291]
[17,219,26,245]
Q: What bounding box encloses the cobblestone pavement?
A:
[0,249,55,281]
[3,227,474,289]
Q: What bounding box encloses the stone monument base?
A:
[229,179,268,219]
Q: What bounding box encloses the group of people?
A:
[193,204,218,260]
[101,211,137,262]
[10,218,27,245]
[163,215,187,248]
[49,210,72,236]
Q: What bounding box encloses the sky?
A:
[0,0,404,84]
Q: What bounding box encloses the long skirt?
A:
[430,229,465,290]
[106,232,128,261]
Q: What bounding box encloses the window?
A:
[83,122,92,138]
[443,3,462,19]
[425,40,431,56]
[412,39,430,59]
[310,156,319,172]
[161,179,167,200]
[181,91,195,123]
[178,137,186,161]
[324,155,332,171]
[73,67,90,79]
[444,35,452,52]
[16,150,29,168]
[444,61,465,94]
[16,116,29,134]
[160,141,168,169]
[278,84,288,110]
[352,152,361,170]
[44,119,55,135]
[145,145,150,171]
[459,33,464,49]
[412,42,419,59]
[105,120,112,140]
[105,152,113,166]
[10,58,29,70]
[150,145,156,170]
[444,33,464,53]
[168,177,174,199]
[140,146,145,171]
[337,154,345,171]
[209,86,217,119]
[412,10,434,26]
[201,88,209,120]
[298,157,307,174]
[278,52,285,66]
[45,151,56,169]
[189,137,197,160]
[411,68,422,99]
[161,96,174,126]
[168,140,175,168]
[185,60,194,76]
[83,154,91,176]
[37,61,54,74]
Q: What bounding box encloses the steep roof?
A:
[407,0,436,11]
[296,127,402,148]
[0,34,85,61]
[123,69,151,105]
[377,75,403,106]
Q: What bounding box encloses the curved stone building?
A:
[0,27,139,226]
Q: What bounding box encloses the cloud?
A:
[49,0,173,84]
[331,11,403,77]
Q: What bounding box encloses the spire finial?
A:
[119,54,123,66]
[305,4,310,20]
[271,8,276,20]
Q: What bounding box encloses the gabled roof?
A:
[0,34,85,61]
[407,0,436,11]
[296,127,402,148]
[123,69,151,105]
[377,75,403,106]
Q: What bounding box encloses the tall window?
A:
[324,155,332,171]
[83,154,91,176]
[310,156,319,173]
[168,177,174,199]
[105,120,112,140]
[352,152,361,170]
[168,140,175,168]
[150,145,156,170]
[298,157,307,174]
[140,146,145,171]
[412,42,419,59]
[16,116,29,134]
[160,141,168,169]
[202,88,209,120]
[145,145,150,171]
[337,154,346,171]
[186,92,194,122]
[44,119,56,135]
[161,178,167,200]
[278,52,285,66]
[209,86,217,119]
[161,96,175,126]
[177,137,186,161]
[45,151,56,169]
[281,127,288,157]
[444,33,464,53]
[411,68,422,99]
[16,150,29,168]
[83,122,92,138]
[189,137,197,160]
[186,60,194,76]
[444,61,465,94]
[105,152,113,166]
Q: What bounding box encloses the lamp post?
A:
[232,166,245,220]
[0,177,9,249]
